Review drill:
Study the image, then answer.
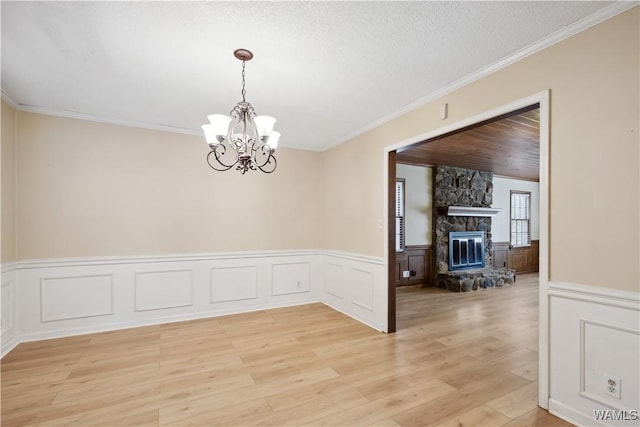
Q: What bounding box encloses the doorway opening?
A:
[384,91,550,409]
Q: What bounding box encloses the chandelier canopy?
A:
[202,49,279,174]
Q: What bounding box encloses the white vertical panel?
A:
[351,267,374,311]
[581,320,640,411]
[210,265,258,303]
[41,275,113,322]
[548,282,640,426]
[134,269,193,311]
[1,280,13,334]
[272,262,310,296]
[325,262,344,299]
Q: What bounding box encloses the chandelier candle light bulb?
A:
[201,49,279,174]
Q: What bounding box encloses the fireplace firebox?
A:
[449,231,485,271]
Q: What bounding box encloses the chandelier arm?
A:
[206,149,236,171]
[216,142,241,166]
[251,143,272,168]
[257,154,277,174]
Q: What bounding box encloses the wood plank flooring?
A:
[1,273,573,426]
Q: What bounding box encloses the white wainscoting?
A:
[321,251,385,332]
[135,269,193,312]
[548,282,640,427]
[41,274,114,321]
[1,250,387,357]
[210,264,258,304]
[1,263,18,356]
[8,251,325,352]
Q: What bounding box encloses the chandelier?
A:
[202,49,279,174]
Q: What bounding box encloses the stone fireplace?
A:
[433,165,515,292]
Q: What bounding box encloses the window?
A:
[395,178,405,252]
[510,191,531,247]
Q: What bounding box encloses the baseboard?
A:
[549,398,604,427]
[322,299,384,332]
[1,335,19,358]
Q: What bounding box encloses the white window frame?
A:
[395,178,405,252]
[510,190,531,247]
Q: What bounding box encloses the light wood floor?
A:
[1,273,573,426]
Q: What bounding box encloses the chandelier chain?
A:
[241,60,246,102]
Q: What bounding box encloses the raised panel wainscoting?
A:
[394,245,432,287]
[1,250,386,356]
[548,282,640,426]
[322,252,385,331]
[1,263,18,356]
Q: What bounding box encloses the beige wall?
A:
[16,113,322,259]
[322,8,639,291]
[1,101,17,263]
[6,8,639,291]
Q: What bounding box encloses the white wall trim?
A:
[1,249,386,357]
[549,398,606,427]
[579,319,640,413]
[3,102,321,152]
[549,282,639,427]
[321,250,384,265]
[323,252,385,332]
[40,274,115,322]
[1,261,18,274]
[15,249,321,269]
[134,269,194,312]
[1,264,18,356]
[1,90,19,109]
[549,281,640,310]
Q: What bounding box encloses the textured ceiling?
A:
[1,1,617,151]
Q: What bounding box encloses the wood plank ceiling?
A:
[397,108,540,181]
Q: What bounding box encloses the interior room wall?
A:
[15,112,323,259]
[492,177,540,243]
[396,164,432,246]
[322,7,639,292]
[1,100,17,263]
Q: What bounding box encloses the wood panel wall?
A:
[492,240,539,274]
[395,245,432,287]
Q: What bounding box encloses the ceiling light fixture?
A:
[202,49,279,174]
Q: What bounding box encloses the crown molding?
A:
[324,1,639,152]
[8,103,321,152]
[16,104,203,137]
[1,90,19,109]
